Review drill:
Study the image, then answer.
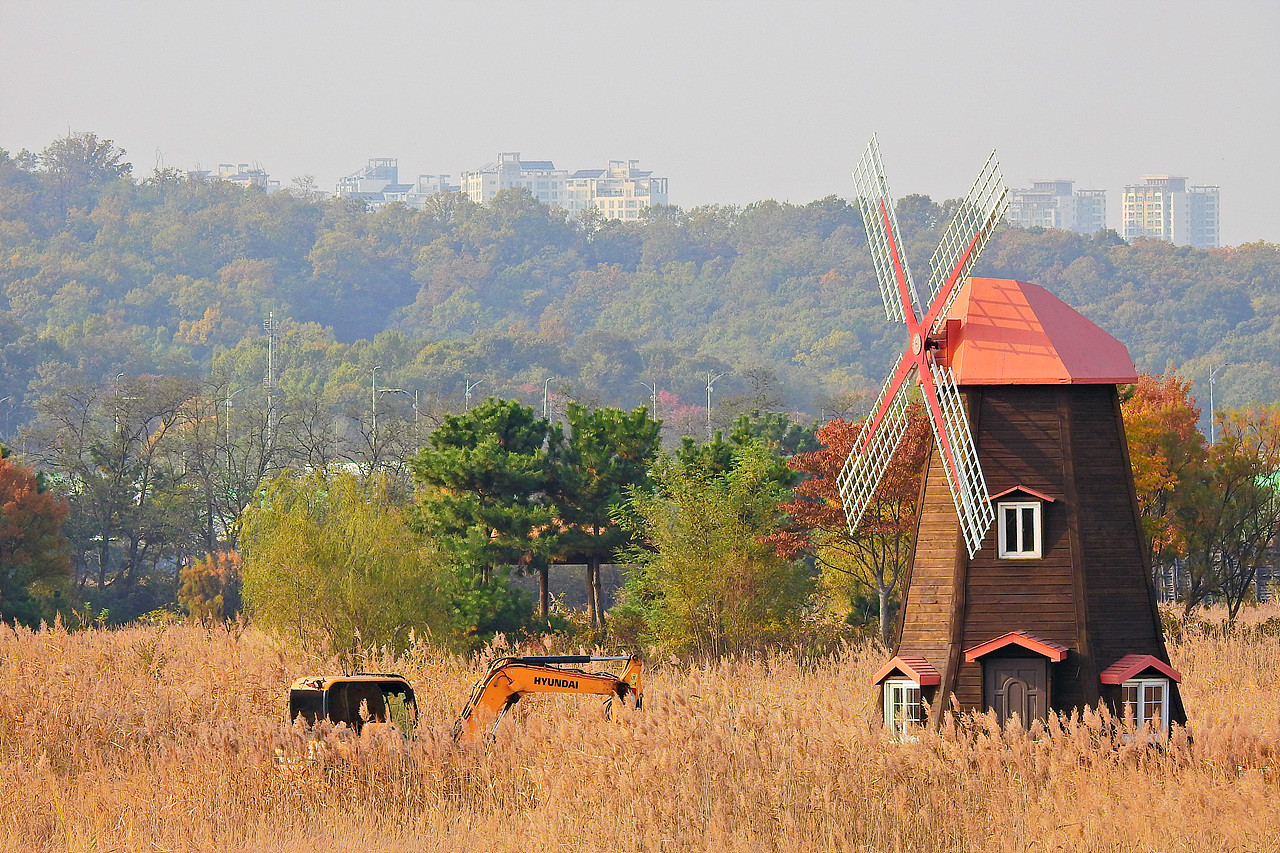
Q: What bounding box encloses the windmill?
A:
[842,138,1185,734]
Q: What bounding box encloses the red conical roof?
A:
[947,278,1137,385]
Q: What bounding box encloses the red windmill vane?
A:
[838,136,1007,558]
[844,137,1186,734]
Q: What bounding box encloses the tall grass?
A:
[2,610,1277,852]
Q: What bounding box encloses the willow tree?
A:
[240,471,450,657]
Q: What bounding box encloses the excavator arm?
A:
[454,654,643,741]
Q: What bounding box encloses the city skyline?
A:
[2,1,1277,246]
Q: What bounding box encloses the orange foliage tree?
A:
[178,551,242,623]
[770,407,929,644]
[0,446,72,626]
[1120,371,1207,592]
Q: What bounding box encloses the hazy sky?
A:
[3,1,1277,245]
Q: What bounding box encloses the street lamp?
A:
[225,388,242,479]
[1208,363,1219,444]
[543,377,553,421]
[371,366,382,439]
[638,381,658,419]
[465,379,482,409]
[705,372,725,440]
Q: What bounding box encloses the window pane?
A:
[906,687,922,724]
[1021,507,1036,553]
[1005,508,1018,552]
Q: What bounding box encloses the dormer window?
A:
[998,501,1041,558]
[990,486,1055,560]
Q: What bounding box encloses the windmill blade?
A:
[838,374,912,534]
[925,151,1008,333]
[922,361,995,557]
[852,137,920,325]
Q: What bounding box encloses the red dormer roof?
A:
[872,655,941,686]
[946,278,1137,386]
[1099,654,1182,684]
[989,485,1057,503]
[964,631,1069,663]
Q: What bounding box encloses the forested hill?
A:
[2,138,1278,440]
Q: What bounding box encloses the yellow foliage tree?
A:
[240,471,451,658]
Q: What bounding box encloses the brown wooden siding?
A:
[893,383,1181,722]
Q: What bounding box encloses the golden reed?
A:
[2,608,1277,852]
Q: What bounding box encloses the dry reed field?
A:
[3,611,1279,853]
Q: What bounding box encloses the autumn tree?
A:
[1120,372,1207,596]
[770,407,929,645]
[0,445,71,626]
[178,551,241,623]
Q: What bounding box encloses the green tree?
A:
[1181,407,1280,620]
[409,398,550,615]
[547,402,662,627]
[240,471,449,657]
[0,444,72,626]
[615,441,812,656]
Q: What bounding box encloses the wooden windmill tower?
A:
[842,138,1184,734]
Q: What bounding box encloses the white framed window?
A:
[883,679,922,734]
[997,500,1042,559]
[1121,678,1170,736]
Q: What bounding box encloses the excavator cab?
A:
[288,674,418,734]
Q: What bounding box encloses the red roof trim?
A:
[1099,654,1182,684]
[989,485,1056,503]
[964,631,1069,663]
[872,655,941,686]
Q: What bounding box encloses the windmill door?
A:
[983,658,1048,727]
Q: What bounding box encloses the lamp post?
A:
[639,381,658,419]
[705,372,725,440]
[225,388,242,479]
[371,366,382,441]
[465,379,482,409]
[543,377,553,421]
[1208,363,1219,444]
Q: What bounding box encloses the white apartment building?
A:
[461,153,567,206]
[565,160,670,221]
[336,158,458,208]
[1121,175,1220,249]
[211,163,280,191]
[1006,180,1106,234]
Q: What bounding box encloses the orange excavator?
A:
[453,654,644,741]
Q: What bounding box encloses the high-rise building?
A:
[1005,180,1105,235]
[460,153,567,206]
[565,160,669,221]
[1121,176,1219,248]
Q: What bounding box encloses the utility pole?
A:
[705,372,725,440]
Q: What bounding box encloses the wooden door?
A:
[983,657,1048,727]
